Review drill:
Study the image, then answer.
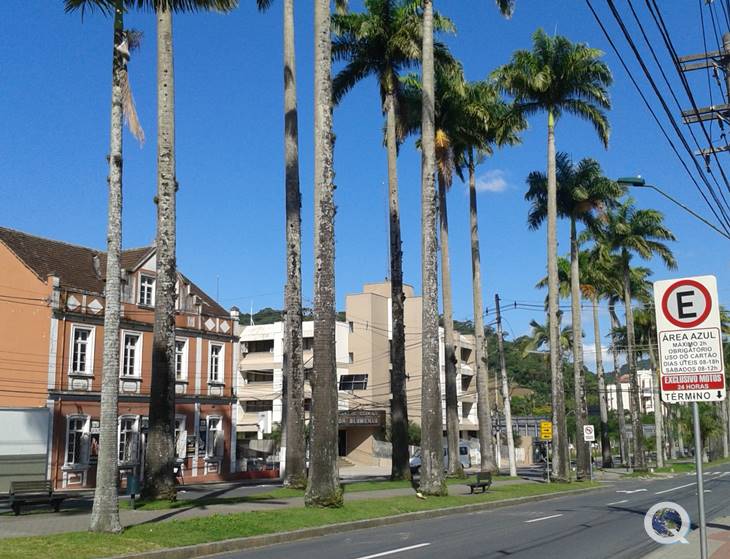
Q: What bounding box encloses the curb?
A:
[112,486,605,559]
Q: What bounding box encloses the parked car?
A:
[409,442,471,474]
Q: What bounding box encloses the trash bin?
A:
[127,474,139,496]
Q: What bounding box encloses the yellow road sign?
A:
[539,420,552,441]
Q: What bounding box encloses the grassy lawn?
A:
[119,475,516,511]
[3,481,599,559]
[654,456,730,474]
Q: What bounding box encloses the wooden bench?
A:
[9,481,65,516]
[466,472,492,494]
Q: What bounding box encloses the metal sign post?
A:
[654,275,726,559]
[540,421,552,483]
[583,425,595,481]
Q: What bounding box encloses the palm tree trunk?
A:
[569,217,588,480]
[495,296,517,477]
[609,302,627,466]
[438,173,463,478]
[144,7,177,501]
[281,0,306,490]
[384,82,410,482]
[546,110,569,481]
[419,0,446,496]
[622,254,646,470]
[305,0,342,508]
[592,297,611,468]
[468,153,496,474]
[722,399,730,459]
[90,2,125,532]
[647,331,664,468]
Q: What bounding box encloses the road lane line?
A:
[525,514,564,523]
[607,499,629,505]
[355,543,431,559]
[655,482,696,495]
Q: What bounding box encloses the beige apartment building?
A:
[236,281,481,467]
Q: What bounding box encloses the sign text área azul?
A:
[654,275,726,403]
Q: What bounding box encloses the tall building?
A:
[607,370,657,413]
[0,227,238,491]
[235,281,480,467]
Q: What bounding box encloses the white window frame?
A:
[339,374,368,391]
[208,342,225,384]
[174,415,187,460]
[205,415,224,459]
[138,274,155,307]
[175,338,189,381]
[118,415,140,465]
[120,331,143,378]
[68,325,95,376]
[64,415,90,467]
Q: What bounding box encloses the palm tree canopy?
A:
[525,152,623,230]
[492,28,612,146]
[588,198,677,271]
[331,0,454,106]
[524,314,575,356]
[65,0,238,15]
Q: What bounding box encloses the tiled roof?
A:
[0,226,228,317]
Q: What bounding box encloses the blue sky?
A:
[1,1,728,371]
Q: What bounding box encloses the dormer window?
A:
[139,275,155,307]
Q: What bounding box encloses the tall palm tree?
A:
[306,0,343,508]
[256,0,310,489]
[590,200,676,470]
[331,0,451,481]
[455,82,524,476]
[143,0,238,502]
[526,154,622,480]
[418,0,447,496]
[494,30,612,481]
[65,0,145,532]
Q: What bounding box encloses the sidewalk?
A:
[0,477,529,539]
[643,516,730,558]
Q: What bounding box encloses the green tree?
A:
[494,29,611,481]
[306,0,343,508]
[331,0,450,481]
[65,0,145,533]
[256,0,308,489]
[142,0,238,503]
[526,154,622,480]
[590,200,676,470]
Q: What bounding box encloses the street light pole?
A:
[616,176,730,240]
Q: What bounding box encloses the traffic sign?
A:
[654,275,726,403]
[583,424,595,442]
[539,420,552,441]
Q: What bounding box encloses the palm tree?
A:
[526,154,622,480]
[306,0,343,508]
[590,200,676,470]
[418,0,447,496]
[143,0,238,502]
[633,305,664,468]
[331,0,449,481]
[65,0,145,532]
[494,30,612,481]
[455,83,524,477]
[256,0,309,489]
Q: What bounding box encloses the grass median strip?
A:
[3,481,599,559]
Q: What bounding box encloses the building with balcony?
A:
[235,281,481,467]
[0,227,239,490]
[607,370,657,414]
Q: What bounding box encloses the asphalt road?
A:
[217,464,730,559]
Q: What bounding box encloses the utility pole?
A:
[679,32,730,158]
[495,294,517,477]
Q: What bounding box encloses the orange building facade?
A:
[0,227,240,491]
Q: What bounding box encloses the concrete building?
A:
[607,370,657,414]
[235,282,481,467]
[0,227,239,490]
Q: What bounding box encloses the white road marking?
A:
[607,499,629,506]
[616,489,647,494]
[355,543,431,559]
[525,514,564,523]
[721,472,730,477]
[655,482,696,495]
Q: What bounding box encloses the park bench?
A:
[466,472,492,494]
[9,480,65,515]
